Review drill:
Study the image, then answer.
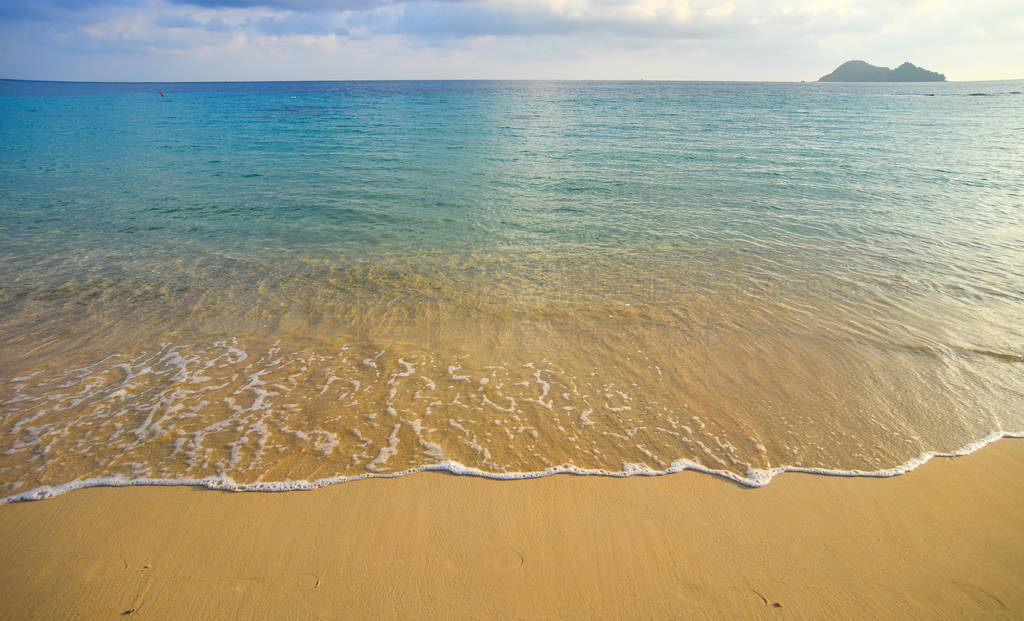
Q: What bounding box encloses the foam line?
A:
[3,431,1021,504]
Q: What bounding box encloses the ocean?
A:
[1,79,1022,501]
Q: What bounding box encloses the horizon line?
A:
[3,77,1021,85]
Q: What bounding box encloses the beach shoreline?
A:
[1,438,1021,620]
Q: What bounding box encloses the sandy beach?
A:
[0,438,1020,619]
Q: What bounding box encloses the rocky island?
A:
[819,60,946,82]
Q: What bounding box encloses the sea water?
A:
[1,79,1022,501]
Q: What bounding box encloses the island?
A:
[819,60,946,82]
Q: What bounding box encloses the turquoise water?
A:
[1,80,1022,499]
[3,80,1022,255]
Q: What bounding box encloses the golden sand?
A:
[0,439,1021,619]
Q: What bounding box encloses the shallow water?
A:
[1,79,1022,499]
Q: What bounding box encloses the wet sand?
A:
[0,438,1021,620]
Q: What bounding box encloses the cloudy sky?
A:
[0,0,1021,81]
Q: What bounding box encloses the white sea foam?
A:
[365,424,401,472]
[3,337,1022,505]
[2,431,1021,505]
[447,365,470,381]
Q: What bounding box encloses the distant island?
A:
[819,60,946,82]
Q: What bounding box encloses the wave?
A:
[5,430,1021,504]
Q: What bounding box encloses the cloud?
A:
[255,12,349,35]
[384,4,582,37]
[0,0,1021,81]
[167,0,397,10]
[368,0,895,41]
[370,1,747,40]
[0,0,126,21]
[153,13,203,27]
[203,16,231,29]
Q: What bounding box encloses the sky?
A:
[0,0,1021,81]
